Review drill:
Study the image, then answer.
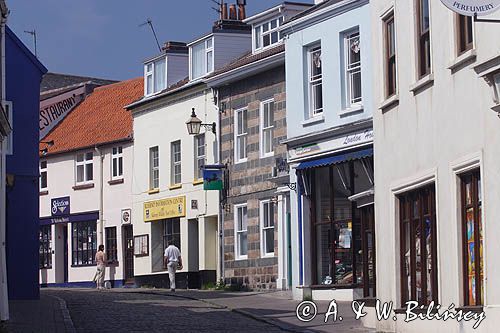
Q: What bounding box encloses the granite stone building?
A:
[207,2,311,290]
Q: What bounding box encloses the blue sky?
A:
[8,0,313,81]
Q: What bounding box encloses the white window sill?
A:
[448,49,477,72]
[409,73,434,94]
[379,94,400,112]
[301,115,325,126]
[261,253,275,258]
[260,152,274,159]
[339,104,364,116]
[235,158,248,164]
[235,256,248,261]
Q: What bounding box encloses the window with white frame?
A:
[235,108,248,162]
[191,37,214,80]
[149,146,159,190]
[3,101,12,154]
[111,146,123,180]
[235,204,248,259]
[144,57,166,96]
[194,134,206,180]
[254,16,284,51]
[260,99,274,157]
[344,30,362,107]
[171,140,182,185]
[40,160,48,191]
[75,152,93,184]
[260,200,275,256]
[308,46,323,116]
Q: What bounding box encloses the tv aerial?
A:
[139,18,161,52]
[24,29,37,58]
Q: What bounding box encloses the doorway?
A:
[123,225,134,282]
[63,225,68,283]
[361,205,376,298]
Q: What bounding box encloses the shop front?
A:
[133,194,218,289]
[287,124,376,301]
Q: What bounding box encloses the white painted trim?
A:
[259,98,275,159]
[259,199,276,258]
[74,151,95,186]
[449,151,485,306]
[234,203,248,260]
[390,168,438,306]
[234,107,248,164]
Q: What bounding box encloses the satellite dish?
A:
[440,0,500,16]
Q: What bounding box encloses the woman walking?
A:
[94,245,106,290]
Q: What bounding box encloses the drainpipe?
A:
[0,3,9,321]
[95,146,104,246]
[211,87,224,283]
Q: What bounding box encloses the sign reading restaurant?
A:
[143,196,186,222]
[440,0,500,16]
[39,85,86,139]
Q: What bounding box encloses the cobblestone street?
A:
[44,289,286,333]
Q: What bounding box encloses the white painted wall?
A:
[39,141,134,284]
[131,84,219,278]
[371,1,500,332]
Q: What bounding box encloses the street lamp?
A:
[186,108,216,135]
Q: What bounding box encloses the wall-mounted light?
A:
[474,58,500,117]
[40,140,54,155]
[186,108,216,135]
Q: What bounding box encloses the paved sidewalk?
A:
[118,289,373,332]
[2,293,73,333]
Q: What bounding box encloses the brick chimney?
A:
[161,41,188,54]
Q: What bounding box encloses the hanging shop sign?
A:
[121,208,131,224]
[144,196,186,222]
[39,86,86,139]
[440,0,500,16]
[51,196,70,217]
[203,169,224,191]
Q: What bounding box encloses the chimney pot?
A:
[222,3,228,20]
[229,4,237,20]
[237,3,246,20]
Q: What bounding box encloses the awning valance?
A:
[295,148,373,170]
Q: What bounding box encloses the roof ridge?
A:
[94,77,143,91]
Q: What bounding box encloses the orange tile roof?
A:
[41,77,143,156]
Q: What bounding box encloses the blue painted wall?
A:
[5,26,47,300]
[285,1,372,140]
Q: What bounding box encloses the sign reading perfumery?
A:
[440,0,500,16]
[39,86,86,139]
[51,196,70,217]
[143,196,186,222]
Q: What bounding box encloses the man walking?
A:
[164,241,182,291]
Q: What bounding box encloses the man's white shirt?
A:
[164,245,181,262]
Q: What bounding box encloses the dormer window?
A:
[254,17,284,51]
[144,57,166,96]
[191,37,214,81]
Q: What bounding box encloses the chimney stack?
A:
[161,41,188,54]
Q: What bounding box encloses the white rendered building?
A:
[370,0,500,331]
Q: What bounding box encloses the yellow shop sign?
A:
[143,196,186,222]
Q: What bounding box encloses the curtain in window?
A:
[191,42,205,79]
[154,58,166,92]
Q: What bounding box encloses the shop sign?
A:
[121,208,131,224]
[51,196,70,217]
[39,86,85,139]
[143,196,186,222]
[289,128,374,162]
[440,0,500,16]
[203,169,223,191]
